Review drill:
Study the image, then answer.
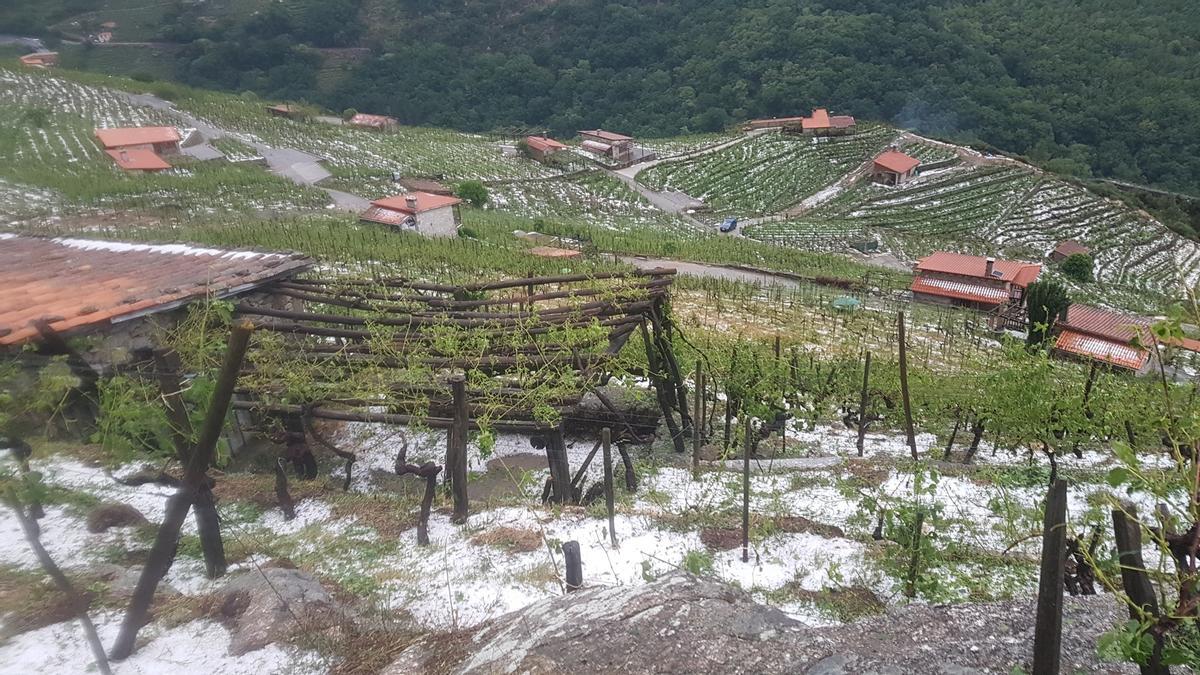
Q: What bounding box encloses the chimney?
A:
[985,257,995,277]
[405,195,418,208]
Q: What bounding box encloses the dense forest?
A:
[4,0,1200,195]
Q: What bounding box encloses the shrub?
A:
[458,226,479,239]
[1060,253,1094,283]
[456,180,489,208]
[342,108,358,122]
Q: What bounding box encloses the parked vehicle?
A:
[719,217,738,233]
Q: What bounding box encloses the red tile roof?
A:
[105,148,171,171]
[874,150,921,175]
[910,276,1010,305]
[1164,336,1200,353]
[829,115,856,129]
[94,126,181,149]
[528,246,582,259]
[370,192,462,214]
[1055,330,1149,370]
[579,129,632,143]
[525,136,568,153]
[1059,304,1152,345]
[1053,240,1091,258]
[19,52,58,66]
[349,113,397,128]
[915,252,1042,287]
[0,235,311,346]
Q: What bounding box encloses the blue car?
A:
[720,217,738,233]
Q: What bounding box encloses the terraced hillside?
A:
[0,68,327,218]
[487,173,692,232]
[637,125,897,215]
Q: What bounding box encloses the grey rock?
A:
[387,572,1149,674]
[89,563,179,599]
[86,502,149,532]
[217,567,339,655]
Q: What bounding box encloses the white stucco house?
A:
[359,191,463,237]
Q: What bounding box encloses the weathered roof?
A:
[801,108,831,130]
[829,115,856,129]
[525,136,568,153]
[1053,240,1091,258]
[397,178,452,195]
[94,126,181,149]
[0,235,311,346]
[915,252,1042,287]
[105,148,171,171]
[746,116,807,128]
[19,52,58,65]
[1055,330,1149,371]
[370,191,462,214]
[579,129,633,143]
[874,150,921,175]
[1058,304,1152,345]
[580,140,612,154]
[528,246,582,259]
[910,276,1010,305]
[349,113,397,127]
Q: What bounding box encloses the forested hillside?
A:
[6,0,1200,196]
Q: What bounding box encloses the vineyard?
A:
[637,125,897,216]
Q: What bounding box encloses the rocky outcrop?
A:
[216,567,339,654]
[85,503,148,532]
[387,572,1138,674]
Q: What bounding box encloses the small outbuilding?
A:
[94,126,182,155]
[524,136,568,162]
[359,192,463,237]
[19,52,58,68]
[1052,304,1153,372]
[578,130,634,163]
[1049,240,1091,263]
[265,104,304,119]
[348,113,398,131]
[105,148,171,173]
[871,150,921,186]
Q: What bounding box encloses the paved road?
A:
[0,35,47,51]
[118,91,368,211]
[620,255,807,289]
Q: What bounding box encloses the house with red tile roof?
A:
[105,148,171,173]
[871,150,921,186]
[94,126,181,154]
[348,113,398,131]
[1049,240,1092,263]
[0,234,311,352]
[524,136,568,161]
[910,251,1041,311]
[799,108,856,136]
[19,52,58,68]
[359,192,463,237]
[1052,304,1153,372]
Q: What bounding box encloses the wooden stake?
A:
[857,351,871,458]
[1033,479,1068,675]
[1111,505,1168,675]
[904,509,925,598]
[742,420,751,563]
[447,374,469,523]
[274,458,296,520]
[110,320,253,661]
[603,428,617,548]
[563,540,583,591]
[692,361,703,480]
[898,311,918,461]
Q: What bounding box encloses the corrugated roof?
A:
[359,205,415,226]
[829,115,856,128]
[370,192,462,214]
[579,129,632,142]
[581,140,612,154]
[528,246,582,259]
[349,113,397,127]
[910,276,1010,305]
[525,136,568,153]
[1059,304,1152,344]
[94,126,180,149]
[915,252,1042,287]
[105,148,171,171]
[874,150,921,174]
[1055,330,1149,370]
[0,235,311,346]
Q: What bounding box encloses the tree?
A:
[1060,253,1094,283]
[456,180,489,208]
[342,108,358,122]
[1025,280,1071,347]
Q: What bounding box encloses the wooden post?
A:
[1111,505,1168,675]
[692,361,703,480]
[904,509,925,598]
[447,374,469,523]
[602,428,617,548]
[544,427,573,503]
[153,349,226,579]
[857,351,871,458]
[742,420,751,563]
[898,311,918,461]
[563,540,583,591]
[110,320,253,661]
[1033,479,1068,675]
[274,458,296,520]
[418,466,439,546]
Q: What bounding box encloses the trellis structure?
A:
[228,266,686,507]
